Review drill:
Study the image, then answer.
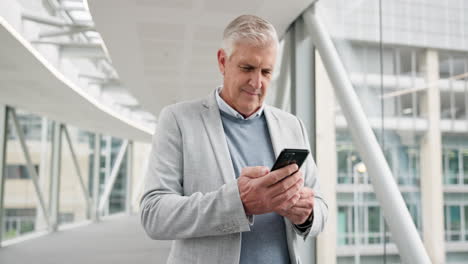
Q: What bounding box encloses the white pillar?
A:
[49,122,62,232]
[315,51,337,264]
[419,49,446,264]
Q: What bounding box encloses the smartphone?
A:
[271,148,310,171]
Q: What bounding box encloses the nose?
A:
[248,71,262,90]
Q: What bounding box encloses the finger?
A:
[240,166,269,178]
[292,197,314,209]
[270,177,303,207]
[278,193,301,211]
[299,187,314,198]
[260,164,298,186]
[287,207,311,218]
[268,171,303,198]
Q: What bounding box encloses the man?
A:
[140,15,328,264]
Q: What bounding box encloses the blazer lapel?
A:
[264,105,281,158]
[200,91,236,184]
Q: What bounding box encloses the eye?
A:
[239,66,254,72]
[262,70,272,76]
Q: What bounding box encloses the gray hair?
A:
[222,15,278,58]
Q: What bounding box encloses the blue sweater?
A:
[219,110,290,264]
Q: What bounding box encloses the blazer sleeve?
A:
[291,117,328,240]
[140,106,251,240]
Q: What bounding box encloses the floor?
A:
[0,215,172,264]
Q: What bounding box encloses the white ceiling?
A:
[87,0,314,117]
[0,17,152,142]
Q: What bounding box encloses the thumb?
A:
[241,166,270,178]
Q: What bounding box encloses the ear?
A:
[217,48,227,76]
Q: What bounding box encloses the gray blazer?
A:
[140,91,328,264]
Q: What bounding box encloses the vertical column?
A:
[291,16,318,264]
[0,105,8,247]
[315,52,338,264]
[92,134,101,221]
[419,49,446,263]
[125,141,133,215]
[293,17,316,148]
[49,122,62,232]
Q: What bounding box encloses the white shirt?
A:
[215,86,264,120]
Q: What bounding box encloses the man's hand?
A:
[276,187,314,225]
[238,164,303,215]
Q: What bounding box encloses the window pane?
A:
[337,149,349,184]
[368,206,381,244]
[448,150,460,183]
[449,206,461,241]
[463,150,468,184]
[338,207,347,245]
[444,149,459,184]
[368,206,380,233]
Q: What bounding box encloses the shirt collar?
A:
[215,86,264,120]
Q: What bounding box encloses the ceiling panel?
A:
[88,0,315,118]
[0,18,152,142]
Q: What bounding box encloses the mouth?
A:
[241,89,260,96]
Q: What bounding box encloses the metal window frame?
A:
[62,125,92,219]
[0,104,135,246]
[103,135,112,215]
[125,141,133,215]
[9,109,50,229]
[98,140,128,215]
[92,133,101,221]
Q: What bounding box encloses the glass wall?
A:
[3,109,51,239]
[314,0,468,262]
[1,107,130,243]
[58,125,92,225]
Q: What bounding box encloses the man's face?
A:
[217,41,277,117]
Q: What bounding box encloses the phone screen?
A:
[271,148,310,171]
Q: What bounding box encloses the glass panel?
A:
[337,206,347,245]
[368,206,380,244]
[317,0,426,262]
[108,138,127,215]
[439,53,451,79]
[337,147,350,184]
[408,147,420,186]
[2,109,52,241]
[59,125,92,225]
[443,149,459,185]
[398,146,416,185]
[448,149,460,184]
[463,149,468,184]
[449,206,461,241]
